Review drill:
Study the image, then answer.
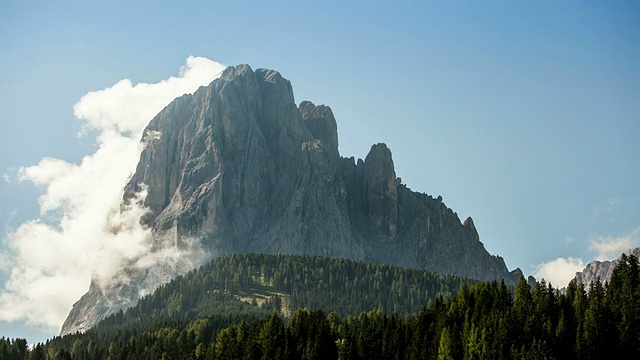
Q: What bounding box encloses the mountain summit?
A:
[61,65,521,335]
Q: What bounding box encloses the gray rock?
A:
[299,101,339,151]
[574,247,640,287]
[61,64,522,335]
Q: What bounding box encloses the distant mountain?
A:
[62,64,521,335]
[575,247,640,286]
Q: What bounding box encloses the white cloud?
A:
[589,227,640,261]
[73,56,223,136]
[533,257,585,289]
[0,57,225,331]
[2,173,9,183]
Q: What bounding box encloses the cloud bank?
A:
[532,257,585,289]
[0,57,226,331]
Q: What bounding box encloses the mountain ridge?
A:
[574,247,640,286]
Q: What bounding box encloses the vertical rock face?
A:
[124,65,358,259]
[61,64,521,335]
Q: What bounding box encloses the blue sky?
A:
[1,0,638,344]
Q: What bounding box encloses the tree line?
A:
[90,253,470,334]
[2,253,638,359]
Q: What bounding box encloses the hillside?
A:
[90,253,472,334]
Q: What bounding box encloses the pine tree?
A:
[259,312,286,360]
[606,254,640,357]
[438,327,454,360]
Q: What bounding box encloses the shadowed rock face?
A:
[61,64,521,335]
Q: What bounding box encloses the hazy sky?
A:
[1,0,638,344]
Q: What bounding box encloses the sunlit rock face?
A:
[62,65,520,335]
[575,247,640,287]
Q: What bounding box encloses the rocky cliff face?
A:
[62,65,522,335]
[575,247,640,286]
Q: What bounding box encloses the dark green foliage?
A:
[5,253,639,359]
[0,337,28,360]
[92,253,468,335]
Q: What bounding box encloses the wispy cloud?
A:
[0,251,10,273]
[589,227,640,261]
[591,197,640,226]
[0,57,225,331]
[592,197,621,216]
[532,257,585,288]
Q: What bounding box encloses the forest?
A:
[1,253,638,359]
[87,253,470,334]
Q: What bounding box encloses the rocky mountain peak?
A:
[463,216,475,229]
[299,101,338,151]
[359,143,399,239]
[220,63,252,79]
[364,143,396,180]
[62,64,522,335]
[574,247,640,287]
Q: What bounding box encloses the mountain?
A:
[62,64,522,335]
[575,247,640,286]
